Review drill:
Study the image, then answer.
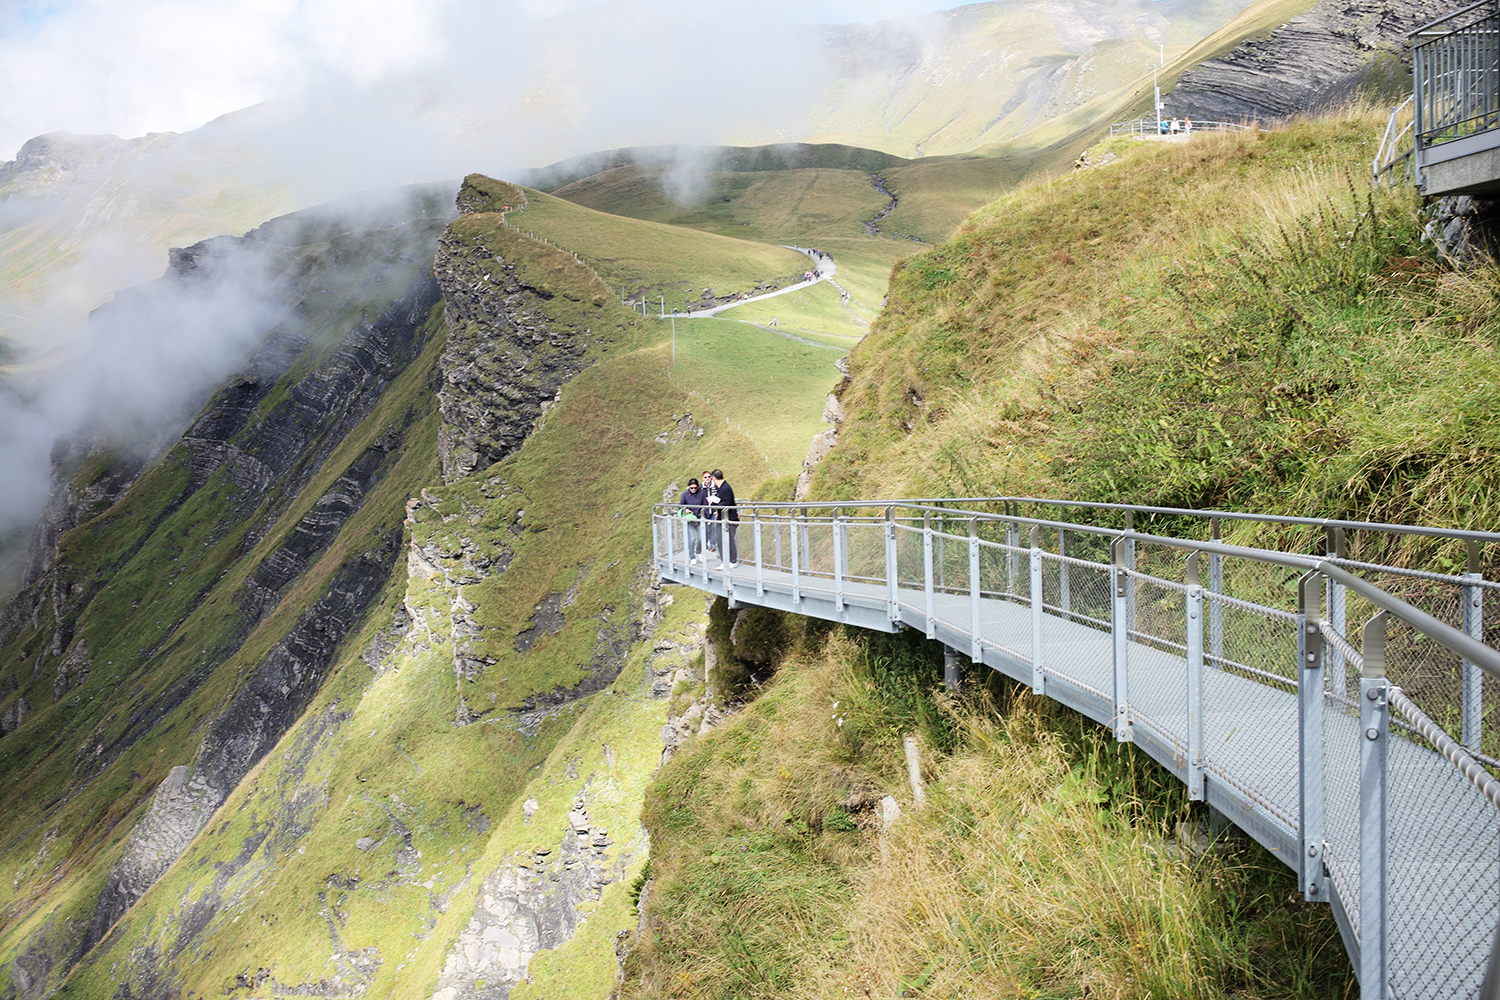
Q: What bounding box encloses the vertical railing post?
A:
[1360,611,1390,1000]
[773,512,783,570]
[1059,528,1070,616]
[833,507,846,615]
[655,508,665,569]
[753,511,764,598]
[923,510,936,639]
[1464,539,1485,752]
[1297,570,1326,903]
[789,509,801,606]
[1110,535,1131,742]
[698,517,709,583]
[1210,516,1224,665]
[1186,553,1204,801]
[969,518,982,663]
[1124,510,1137,637]
[1328,527,1349,700]
[1029,525,1044,694]
[884,506,899,622]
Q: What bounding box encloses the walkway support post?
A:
[1464,539,1485,752]
[1186,553,1204,801]
[969,518,982,662]
[884,506,899,623]
[924,510,936,639]
[1328,527,1349,700]
[1298,569,1326,903]
[1111,535,1131,742]
[1360,611,1390,1000]
[1030,525,1044,694]
[944,645,962,694]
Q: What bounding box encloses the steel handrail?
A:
[655,503,1500,678]
[658,496,1500,544]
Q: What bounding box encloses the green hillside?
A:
[501,185,809,314]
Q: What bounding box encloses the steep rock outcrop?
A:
[433,228,597,482]
[1168,0,1433,123]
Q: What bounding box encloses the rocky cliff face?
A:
[434,185,608,483]
[1167,0,1434,123]
[0,189,453,997]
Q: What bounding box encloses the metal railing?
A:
[1374,95,1416,188]
[1108,118,1250,138]
[652,496,1500,1000]
[1413,0,1500,150]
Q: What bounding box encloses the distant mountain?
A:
[0,0,1256,360]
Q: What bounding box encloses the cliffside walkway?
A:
[652,498,1500,1000]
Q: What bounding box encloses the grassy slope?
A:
[627,628,1353,999]
[505,187,809,315]
[817,108,1498,571]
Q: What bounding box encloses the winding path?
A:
[683,247,834,318]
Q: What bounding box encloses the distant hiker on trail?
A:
[1170,117,1181,134]
[768,317,778,327]
[1185,118,1193,136]
[679,478,708,562]
[708,469,739,565]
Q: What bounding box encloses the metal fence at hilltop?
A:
[1108,118,1251,138]
[653,495,1500,1000]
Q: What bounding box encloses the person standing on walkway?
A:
[702,470,720,555]
[709,469,739,565]
[679,478,708,562]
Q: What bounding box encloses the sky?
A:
[0,0,975,161]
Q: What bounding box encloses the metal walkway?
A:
[653,499,1500,999]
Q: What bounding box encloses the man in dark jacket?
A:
[708,469,739,565]
[679,478,708,562]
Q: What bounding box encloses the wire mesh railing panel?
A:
[843,519,888,586]
[1039,553,1114,698]
[978,539,1031,660]
[792,520,832,590]
[930,534,972,635]
[1125,575,1190,751]
[1385,683,1500,1000]
[894,523,926,595]
[1323,705,1362,941]
[1201,591,1301,827]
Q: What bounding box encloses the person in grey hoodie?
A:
[678,478,708,561]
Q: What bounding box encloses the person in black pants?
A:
[709,469,739,565]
